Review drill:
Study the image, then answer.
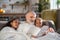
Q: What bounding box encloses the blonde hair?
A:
[34,18,43,26]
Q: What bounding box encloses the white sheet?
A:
[0,32,31,40]
[37,32,60,40]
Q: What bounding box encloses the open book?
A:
[32,27,41,36]
[31,26,49,37]
[38,26,49,36]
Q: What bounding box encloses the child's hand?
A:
[48,28,55,33]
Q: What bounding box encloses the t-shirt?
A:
[17,22,34,34]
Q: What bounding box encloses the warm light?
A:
[0,9,5,13]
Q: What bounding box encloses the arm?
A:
[46,27,55,34]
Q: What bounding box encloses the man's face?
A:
[26,13,36,23]
[29,14,36,22]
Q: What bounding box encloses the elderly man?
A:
[17,11,36,34]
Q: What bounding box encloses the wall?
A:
[0,0,39,13]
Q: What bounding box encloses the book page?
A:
[38,26,49,36]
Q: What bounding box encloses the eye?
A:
[14,20,18,23]
[30,16,33,18]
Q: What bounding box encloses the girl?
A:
[0,17,27,40]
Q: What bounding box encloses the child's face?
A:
[11,19,20,29]
[35,19,42,28]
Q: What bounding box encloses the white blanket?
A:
[0,32,32,40]
[36,32,60,40]
[0,27,32,40]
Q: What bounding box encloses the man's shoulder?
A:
[19,21,35,28]
[19,22,30,26]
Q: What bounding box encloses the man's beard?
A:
[30,20,34,22]
[30,20,34,24]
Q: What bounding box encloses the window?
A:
[50,0,60,9]
[50,0,57,9]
